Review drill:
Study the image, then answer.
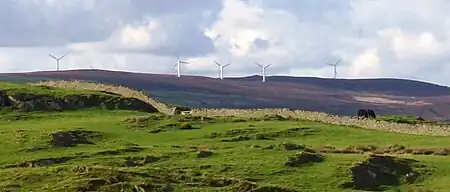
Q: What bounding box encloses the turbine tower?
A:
[174,55,189,77]
[326,59,341,79]
[215,61,230,80]
[49,54,67,71]
[256,62,272,82]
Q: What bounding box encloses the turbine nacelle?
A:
[326,59,341,79]
[174,54,189,77]
[255,62,271,82]
[215,61,231,80]
[49,53,67,71]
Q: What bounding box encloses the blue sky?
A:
[1,0,450,85]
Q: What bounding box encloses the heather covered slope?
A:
[5,69,450,120]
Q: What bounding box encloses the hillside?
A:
[0,81,158,113]
[4,69,450,121]
[1,82,450,191]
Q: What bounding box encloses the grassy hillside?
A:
[1,81,450,191]
[0,81,158,113]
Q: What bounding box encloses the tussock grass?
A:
[191,109,450,136]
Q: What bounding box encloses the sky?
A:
[1,0,450,85]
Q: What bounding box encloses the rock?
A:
[47,100,62,110]
[197,150,215,158]
[285,152,325,167]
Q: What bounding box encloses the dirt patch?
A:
[121,155,166,167]
[235,180,299,192]
[208,127,266,139]
[340,155,422,190]
[50,129,103,147]
[285,152,325,167]
[94,146,145,156]
[212,127,314,142]
[124,114,169,128]
[6,156,77,168]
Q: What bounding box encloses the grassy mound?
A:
[0,82,158,113]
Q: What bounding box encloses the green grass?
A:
[378,115,442,125]
[0,81,115,99]
[0,110,449,191]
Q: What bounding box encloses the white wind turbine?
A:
[173,55,189,77]
[214,61,230,80]
[49,54,67,71]
[256,62,272,82]
[326,59,341,79]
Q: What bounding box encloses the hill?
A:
[0,81,158,113]
[1,82,450,191]
[3,69,450,121]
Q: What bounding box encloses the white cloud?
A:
[2,0,450,85]
[347,48,381,77]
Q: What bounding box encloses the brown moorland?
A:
[3,69,450,121]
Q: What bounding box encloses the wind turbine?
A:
[173,55,189,77]
[215,61,230,80]
[256,62,272,82]
[326,59,341,79]
[49,54,67,71]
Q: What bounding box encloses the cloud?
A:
[2,0,450,86]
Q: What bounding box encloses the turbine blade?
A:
[224,63,231,67]
[255,62,262,67]
[264,64,272,69]
[335,59,341,65]
[176,54,180,60]
[59,54,67,60]
[49,54,57,59]
[214,61,221,66]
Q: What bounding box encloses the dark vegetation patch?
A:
[4,156,79,168]
[340,155,424,191]
[94,146,146,156]
[123,114,169,128]
[315,144,450,156]
[208,127,316,142]
[50,129,104,147]
[197,150,216,158]
[121,155,166,167]
[285,151,325,167]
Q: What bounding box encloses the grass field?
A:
[1,81,450,191]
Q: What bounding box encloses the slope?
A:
[4,69,450,121]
